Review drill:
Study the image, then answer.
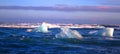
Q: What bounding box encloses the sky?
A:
[0,0,120,24]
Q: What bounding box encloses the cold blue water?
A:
[0,28,120,54]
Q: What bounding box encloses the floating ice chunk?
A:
[89,30,98,34]
[56,27,83,38]
[88,28,114,37]
[36,22,48,33]
[27,22,49,33]
[27,29,33,32]
[101,28,114,37]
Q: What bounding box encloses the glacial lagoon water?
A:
[0,28,120,54]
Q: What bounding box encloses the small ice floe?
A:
[88,28,114,37]
[27,22,49,33]
[56,27,83,39]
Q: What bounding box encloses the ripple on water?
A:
[0,28,120,54]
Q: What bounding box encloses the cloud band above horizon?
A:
[0,6,120,12]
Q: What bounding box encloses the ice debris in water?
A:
[56,27,83,38]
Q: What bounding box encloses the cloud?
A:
[81,0,120,6]
[98,0,120,6]
[0,6,120,12]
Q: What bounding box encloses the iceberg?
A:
[27,22,49,33]
[56,27,83,38]
[89,28,114,37]
[36,22,48,33]
[101,28,114,37]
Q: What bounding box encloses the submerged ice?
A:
[56,27,83,38]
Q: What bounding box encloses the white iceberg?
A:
[36,22,48,33]
[56,27,83,38]
[89,28,114,37]
[27,22,49,33]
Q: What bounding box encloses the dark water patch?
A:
[8,43,29,48]
[57,38,120,46]
[55,46,81,51]
[39,43,66,48]
[0,48,10,53]
[0,31,7,35]
[29,50,45,54]
[0,43,29,49]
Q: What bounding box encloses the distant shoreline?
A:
[0,23,120,29]
[0,26,37,28]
